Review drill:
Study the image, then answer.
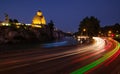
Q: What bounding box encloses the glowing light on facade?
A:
[1,23,10,26]
[32,10,46,28]
[32,25,42,28]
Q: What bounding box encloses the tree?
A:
[13,19,19,23]
[48,20,55,40]
[113,23,120,34]
[100,23,120,37]
[9,19,16,28]
[78,16,100,36]
[9,19,13,24]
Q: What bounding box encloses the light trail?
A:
[1,37,118,74]
[42,41,68,48]
[0,37,106,72]
[71,39,120,74]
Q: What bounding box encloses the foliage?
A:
[78,16,100,36]
[101,23,120,36]
[48,20,55,39]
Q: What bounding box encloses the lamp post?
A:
[83,28,86,36]
[108,30,112,37]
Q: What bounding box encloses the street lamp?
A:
[108,30,112,37]
[83,28,86,36]
[83,28,86,32]
[108,30,112,34]
[98,31,101,37]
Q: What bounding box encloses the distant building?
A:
[0,10,47,28]
[4,13,9,23]
[32,10,46,28]
[0,13,10,26]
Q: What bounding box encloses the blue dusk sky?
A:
[0,0,120,32]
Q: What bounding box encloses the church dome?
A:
[32,10,46,28]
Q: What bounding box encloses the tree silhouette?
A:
[13,19,19,23]
[79,16,100,36]
[9,19,13,24]
[9,19,16,28]
[113,23,120,33]
[48,20,55,40]
[101,23,120,36]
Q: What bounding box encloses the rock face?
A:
[0,26,65,45]
[32,10,46,28]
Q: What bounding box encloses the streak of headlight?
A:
[105,43,120,66]
[0,37,106,71]
[0,37,104,67]
[105,50,120,66]
[71,42,120,74]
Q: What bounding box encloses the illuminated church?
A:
[32,10,46,28]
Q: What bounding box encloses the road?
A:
[0,37,120,74]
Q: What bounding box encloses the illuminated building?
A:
[0,14,10,26]
[0,10,46,28]
[32,10,46,28]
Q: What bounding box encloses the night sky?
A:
[0,0,120,32]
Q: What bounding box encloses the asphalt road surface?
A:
[0,37,120,74]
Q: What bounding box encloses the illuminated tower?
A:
[2,13,10,26]
[32,10,46,28]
